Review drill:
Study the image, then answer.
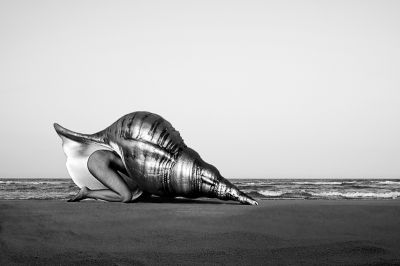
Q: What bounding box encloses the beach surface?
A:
[1,199,400,265]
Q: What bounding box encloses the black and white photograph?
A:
[1,0,400,265]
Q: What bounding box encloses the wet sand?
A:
[1,199,400,265]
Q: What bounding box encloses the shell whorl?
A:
[105,112,186,154]
[101,112,188,195]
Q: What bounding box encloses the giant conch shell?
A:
[54,111,258,205]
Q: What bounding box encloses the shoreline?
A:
[1,199,400,265]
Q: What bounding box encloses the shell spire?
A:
[192,154,258,205]
[213,178,259,205]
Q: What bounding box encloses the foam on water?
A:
[292,181,342,185]
[311,191,400,199]
[258,190,284,197]
[375,181,400,185]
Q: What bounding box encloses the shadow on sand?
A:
[134,195,239,205]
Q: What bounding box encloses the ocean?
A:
[1,178,400,200]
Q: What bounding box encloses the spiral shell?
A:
[54,111,258,205]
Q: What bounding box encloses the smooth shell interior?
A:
[60,135,143,200]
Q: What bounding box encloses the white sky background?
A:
[0,0,399,179]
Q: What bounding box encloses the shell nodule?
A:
[55,111,258,205]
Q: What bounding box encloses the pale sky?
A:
[0,0,399,179]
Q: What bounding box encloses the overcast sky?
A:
[1,0,399,179]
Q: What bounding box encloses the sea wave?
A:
[250,189,400,199]
[0,180,69,185]
[311,191,400,199]
[374,181,400,185]
[292,181,342,185]
[258,190,284,197]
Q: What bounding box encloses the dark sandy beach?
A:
[1,199,400,265]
